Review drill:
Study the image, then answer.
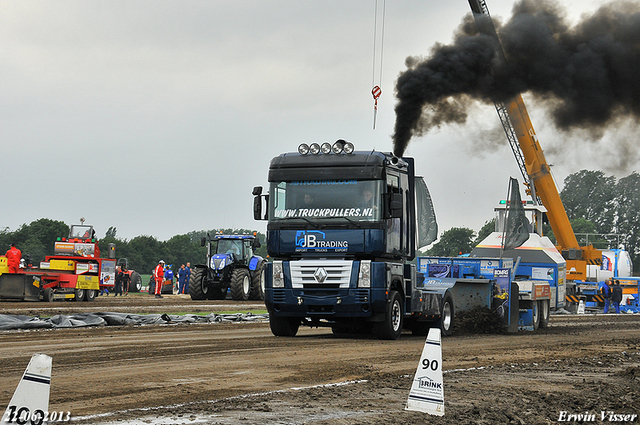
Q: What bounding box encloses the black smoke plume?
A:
[393,0,640,157]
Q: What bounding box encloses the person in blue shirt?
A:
[601,278,612,313]
[177,264,188,295]
[185,262,191,294]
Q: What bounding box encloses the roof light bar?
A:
[298,140,355,155]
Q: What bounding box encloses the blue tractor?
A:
[190,234,266,301]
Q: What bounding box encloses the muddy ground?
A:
[0,293,639,424]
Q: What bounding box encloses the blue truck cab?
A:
[253,141,441,339]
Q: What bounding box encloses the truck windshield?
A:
[269,180,382,222]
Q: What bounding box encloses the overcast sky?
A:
[1,0,633,242]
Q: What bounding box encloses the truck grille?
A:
[290,260,352,289]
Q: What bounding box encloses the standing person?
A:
[121,266,131,296]
[114,266,123,297]
[611,280,623,314]
[154,260,165,299]
[601,278,612,313]
[5,243,22,273]
[177,264,187,294]
[185,262,191,294]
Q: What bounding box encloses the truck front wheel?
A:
[269,315,299,337]
[373,290,403,340]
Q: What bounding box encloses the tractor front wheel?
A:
[230,269,251,301]
[189,268,208,300]
[250,262,266,301]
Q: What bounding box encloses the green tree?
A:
[8,219,69,263]
[426,227,475,257]
[560,170,616,233]
[473,218,495,247]
[615,172,640,266]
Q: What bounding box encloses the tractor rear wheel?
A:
[230,269,251,301]
[129,272,142,292]
[189,268,208,300]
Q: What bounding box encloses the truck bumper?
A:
[266,288,385,321]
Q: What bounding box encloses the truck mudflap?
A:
[517,280,551,301]
[516,280,551,331]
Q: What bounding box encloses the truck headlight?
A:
[273,260,284,288]
[358,260,371,288]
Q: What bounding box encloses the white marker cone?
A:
[406,328,444,416]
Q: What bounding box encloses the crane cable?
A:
[371,0,386,129]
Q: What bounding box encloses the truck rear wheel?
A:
[373,290,403,340]
[539,300,550,328]
[437,292,455,336]
[250,262,265,301]
[532,300,541,330]
[85,290,96,302]
[230,269,251,301]
[189,268,208,300]
[43,287,54,302]
[129,272,142,292]
[270,315,300,337]
[75,288,86,302]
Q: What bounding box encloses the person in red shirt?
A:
[5,243,21,273]
[154,260,165,298]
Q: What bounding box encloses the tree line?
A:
[425,170,640,271]
[0,222,267,275]
[3,169,638,273]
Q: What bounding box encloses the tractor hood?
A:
[210,253,234,271]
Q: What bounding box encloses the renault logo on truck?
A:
[314,267,328,283]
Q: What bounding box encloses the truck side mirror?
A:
[384,193,403,218]
[252,237,261,249]
[252,186,263,196]
[254,196,263,221]
[200,237,206,247]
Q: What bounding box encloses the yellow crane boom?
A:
[467,0,601,280]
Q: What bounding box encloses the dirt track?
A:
[0,294,639,424]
